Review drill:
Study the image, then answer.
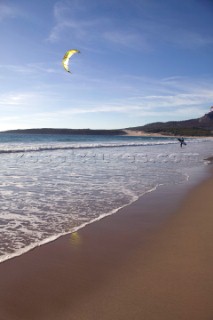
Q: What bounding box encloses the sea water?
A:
[0,133,212,263]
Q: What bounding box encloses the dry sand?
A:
[123,129,170,137]
[0,169,212,320]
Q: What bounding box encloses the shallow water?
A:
[0,133,212,262]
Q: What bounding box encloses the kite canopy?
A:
[62,49,80,73]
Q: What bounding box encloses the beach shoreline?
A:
[0,165,212,320]
[123,129,178,137]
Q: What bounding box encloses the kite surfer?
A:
[178,137,186,148]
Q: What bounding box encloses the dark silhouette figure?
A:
[178,137,186,147]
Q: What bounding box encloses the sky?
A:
[0,0,213,130]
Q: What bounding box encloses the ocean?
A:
[0,133,212,263]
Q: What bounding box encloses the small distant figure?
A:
[178,137,186,148]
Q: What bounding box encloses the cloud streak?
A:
[47,0,151,51]
[0,92,36,106]
[0,63,59,75]
[47,0,213,54]
[0,3,18,21]
[47,1,105,43]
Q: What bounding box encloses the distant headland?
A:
[126,110,213,136]
[0,128,125,136]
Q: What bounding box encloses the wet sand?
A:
[0,169,212,320]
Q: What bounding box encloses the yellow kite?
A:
[62,49,80,73]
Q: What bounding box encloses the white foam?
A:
[0,184,160,264]
[0,136,212,264]
[0,140,185,154]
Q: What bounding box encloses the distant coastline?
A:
[1,110,212,137]
[1,128,212,137]
[0,128,126,136]
[0,128,173,137]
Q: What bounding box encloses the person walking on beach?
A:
[178,137,186,148]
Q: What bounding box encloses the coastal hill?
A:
[2,111,213,137]
[2,128,125,136]
[126,110,213,136]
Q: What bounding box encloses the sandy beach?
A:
[123,129,173,137]
[0,167,212,320]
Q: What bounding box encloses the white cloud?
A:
[0,63,58,74]
[103,30,150,51]
[0,90,55,108]
[47,0,213,54]
[167,29,213,49]
[30,86,212,118]
[47,1,103,42]
[47,0,148,51]
[0,73,212,130]
[0,3,19,21]
[0,92,35,106]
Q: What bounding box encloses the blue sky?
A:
[0,0,213,130]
